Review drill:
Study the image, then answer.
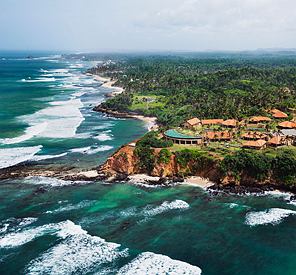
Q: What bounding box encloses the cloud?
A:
[134,0,296,34]
[0,0,295,51]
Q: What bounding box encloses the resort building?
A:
[201,119,224,126]
[164,129,202,145]
[204,131,233,141]
[267,135,285,147]
[270,109,288,119]
[280,129,296,145]
[183,117,201,129]
[249,116,272,123]
[278,121,296,129]
[242,140,267,150]
[221,119,238,128]
[241,131,268,140]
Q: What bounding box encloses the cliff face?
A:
[99,145,222,182]
[99,145,293,190]
[100,145,140,177]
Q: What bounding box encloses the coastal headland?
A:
[88,56,296,193]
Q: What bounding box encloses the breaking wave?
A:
[23,221,128,275]
[46,200,96,214]
[118,252,202,275]
[0,217,38,235]
[143,200,190,218]
[70,145,113,155]
[31,152,68,161]
[245,208,296,226]
[0,123,48,145]
[22,176,88,187]
[94,131,113,141]
[0,146,42,169]
[22,99,84,139]
[1,219,202,275]
[21,77,56,83]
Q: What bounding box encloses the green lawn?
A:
[129,95,165,111]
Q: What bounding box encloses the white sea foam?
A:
[40,69,73,78]
[70,146,91,154]
[228,203,240,208]
[2,216,201,275]
[22,176,85,187]
[31,152,67,161]
[40,69,69,74]
[245,208,296,226]
[21,77,56,83]
[226,203,250,210]
[21,99,84,138]
[0,224,9,234]
[86,146,113,154]
[31,55,61,61]
[70,145,113,155]
[0,222,58,248]
[143,200,190,218]
[46,200,96,214]
[118,252,202,275]
[0,146,42,169]
[0,220,84,249]
[69,63,84,69]
[264,190,293,200]
[0,122,48,145]
[18,217,38,227]
[91,123,114,130]
[94,131,113,141]
[25,221,128,275]
[264,191,296,206]
[70,146,92,153]
[71,91,86,98]
[0,217,38,235]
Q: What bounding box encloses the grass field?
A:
[129,95,165,111]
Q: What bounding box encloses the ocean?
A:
[0,52,295,275]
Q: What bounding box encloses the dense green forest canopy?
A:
[88,53,296,127]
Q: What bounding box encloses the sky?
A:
[0,0,296,52]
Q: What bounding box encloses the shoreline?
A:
[89,74,125,95]
[2,69,293,195]
[90,72,159,131]
[183,176,215,189]
[0,71,158,180]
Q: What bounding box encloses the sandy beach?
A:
[92,74,158,131]
[93,75,124,95]
[130,115,158,131]
[183,176,214,189]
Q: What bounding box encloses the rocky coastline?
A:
[96,142,296,194]
[1,70,295,196]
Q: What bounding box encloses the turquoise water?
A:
[0,52,146,169]
[0,52,296,275]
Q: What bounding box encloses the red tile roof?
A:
[204,131,232,140]
[221,119,238,127]
[242,140,266,148]
[241,132,267,140]
[201,119,224,125]
[268,136,284,146]
[271,109,288,119]
[185,117,201,126]
[278,121,296,129]
[249,116,272,123]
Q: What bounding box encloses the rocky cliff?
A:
[99,145,296,193]
[99,145,222,182]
